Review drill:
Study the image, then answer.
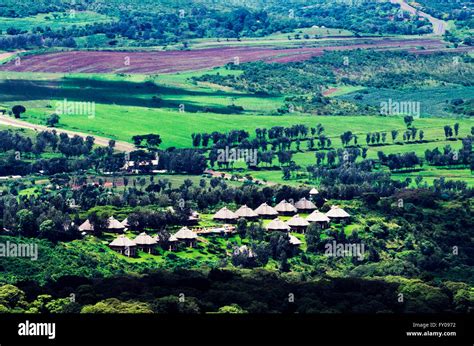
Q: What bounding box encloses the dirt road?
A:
[0,115,135,152]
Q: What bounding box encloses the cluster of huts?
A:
[79,190,351,258]
[213,197,350,233]
[108,227,199,257]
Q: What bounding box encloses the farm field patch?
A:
[0,38,457,74]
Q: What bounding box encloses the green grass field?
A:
[0,67,472,187]
[0,11,113,32]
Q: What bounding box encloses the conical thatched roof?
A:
[326,206,351,218]
[213,207,238,220]
[286,214,310,227]
[174,227,198,240]
[306,210,330,223]
[266,217,290,231]
[109,234,136,247]
[235,205,258,218]
[309,188,319,195]
[107,216,125,230]
[289,234,302,246]
[295,197,317,211]
[274,200,297,213]
[134,232,157,246]
[254,203,278,216]
[121,218,129,227]
[78,219,94,232]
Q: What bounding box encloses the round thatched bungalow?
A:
[309,188,319,196]
[213,207,238,223]
[107,216,126,232]
[325,206,351,222]
[306,210,330,229]
[121,218,129,229]
[295,197,317,212]
[266,217,290,232]
[235,205,258,220]
[109,235,136,257]
[254,203,278,218]
[78,219,94,233]
[134,232,157,253]
[274,200,297,215]
[174,227,198,248]
[286,214,310,233]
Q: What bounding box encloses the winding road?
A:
[0,115,135,152]
[390,0,447,35]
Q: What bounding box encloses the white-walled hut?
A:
[306,210,330,228]
[109,235,136,257]
[78,219,94,233]
[235,205,259,220]
[286,214,310,233]
[325,206,351,222]
[295,197,317,212]
[254,202,279,218]
[266,217,290,232]
[274,200,297,215]
[134,232,157,253]
[174,227,198,248]
[213,207,239,223]
[107,216,126,232]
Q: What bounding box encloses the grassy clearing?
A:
[0,11,113,32]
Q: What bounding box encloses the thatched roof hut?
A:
[109,234,136,247]
[286,214,309,232]
[309,188,319,196]
[266,217,290,232]
[174,227,198,248]
[78,219,94,232]
[134,232,157,246]
[287,214,309,227]
[274,200,297,215]
[325,206,351,219]
[254,203,278,218]
[306,210,330,223]
[109,234,136,257]
[213,207,238,222]
[107,216,125,232]
[174,227,198,240]
[289,234,302,246]
[295,197,317,212]
[235,205,258,219]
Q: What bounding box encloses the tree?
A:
[391,130,398,142]
[404,115,414,128]
[217,304,248,313]
[12,105,26,119]
[46,113,60,127]
[453,123,459,137]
